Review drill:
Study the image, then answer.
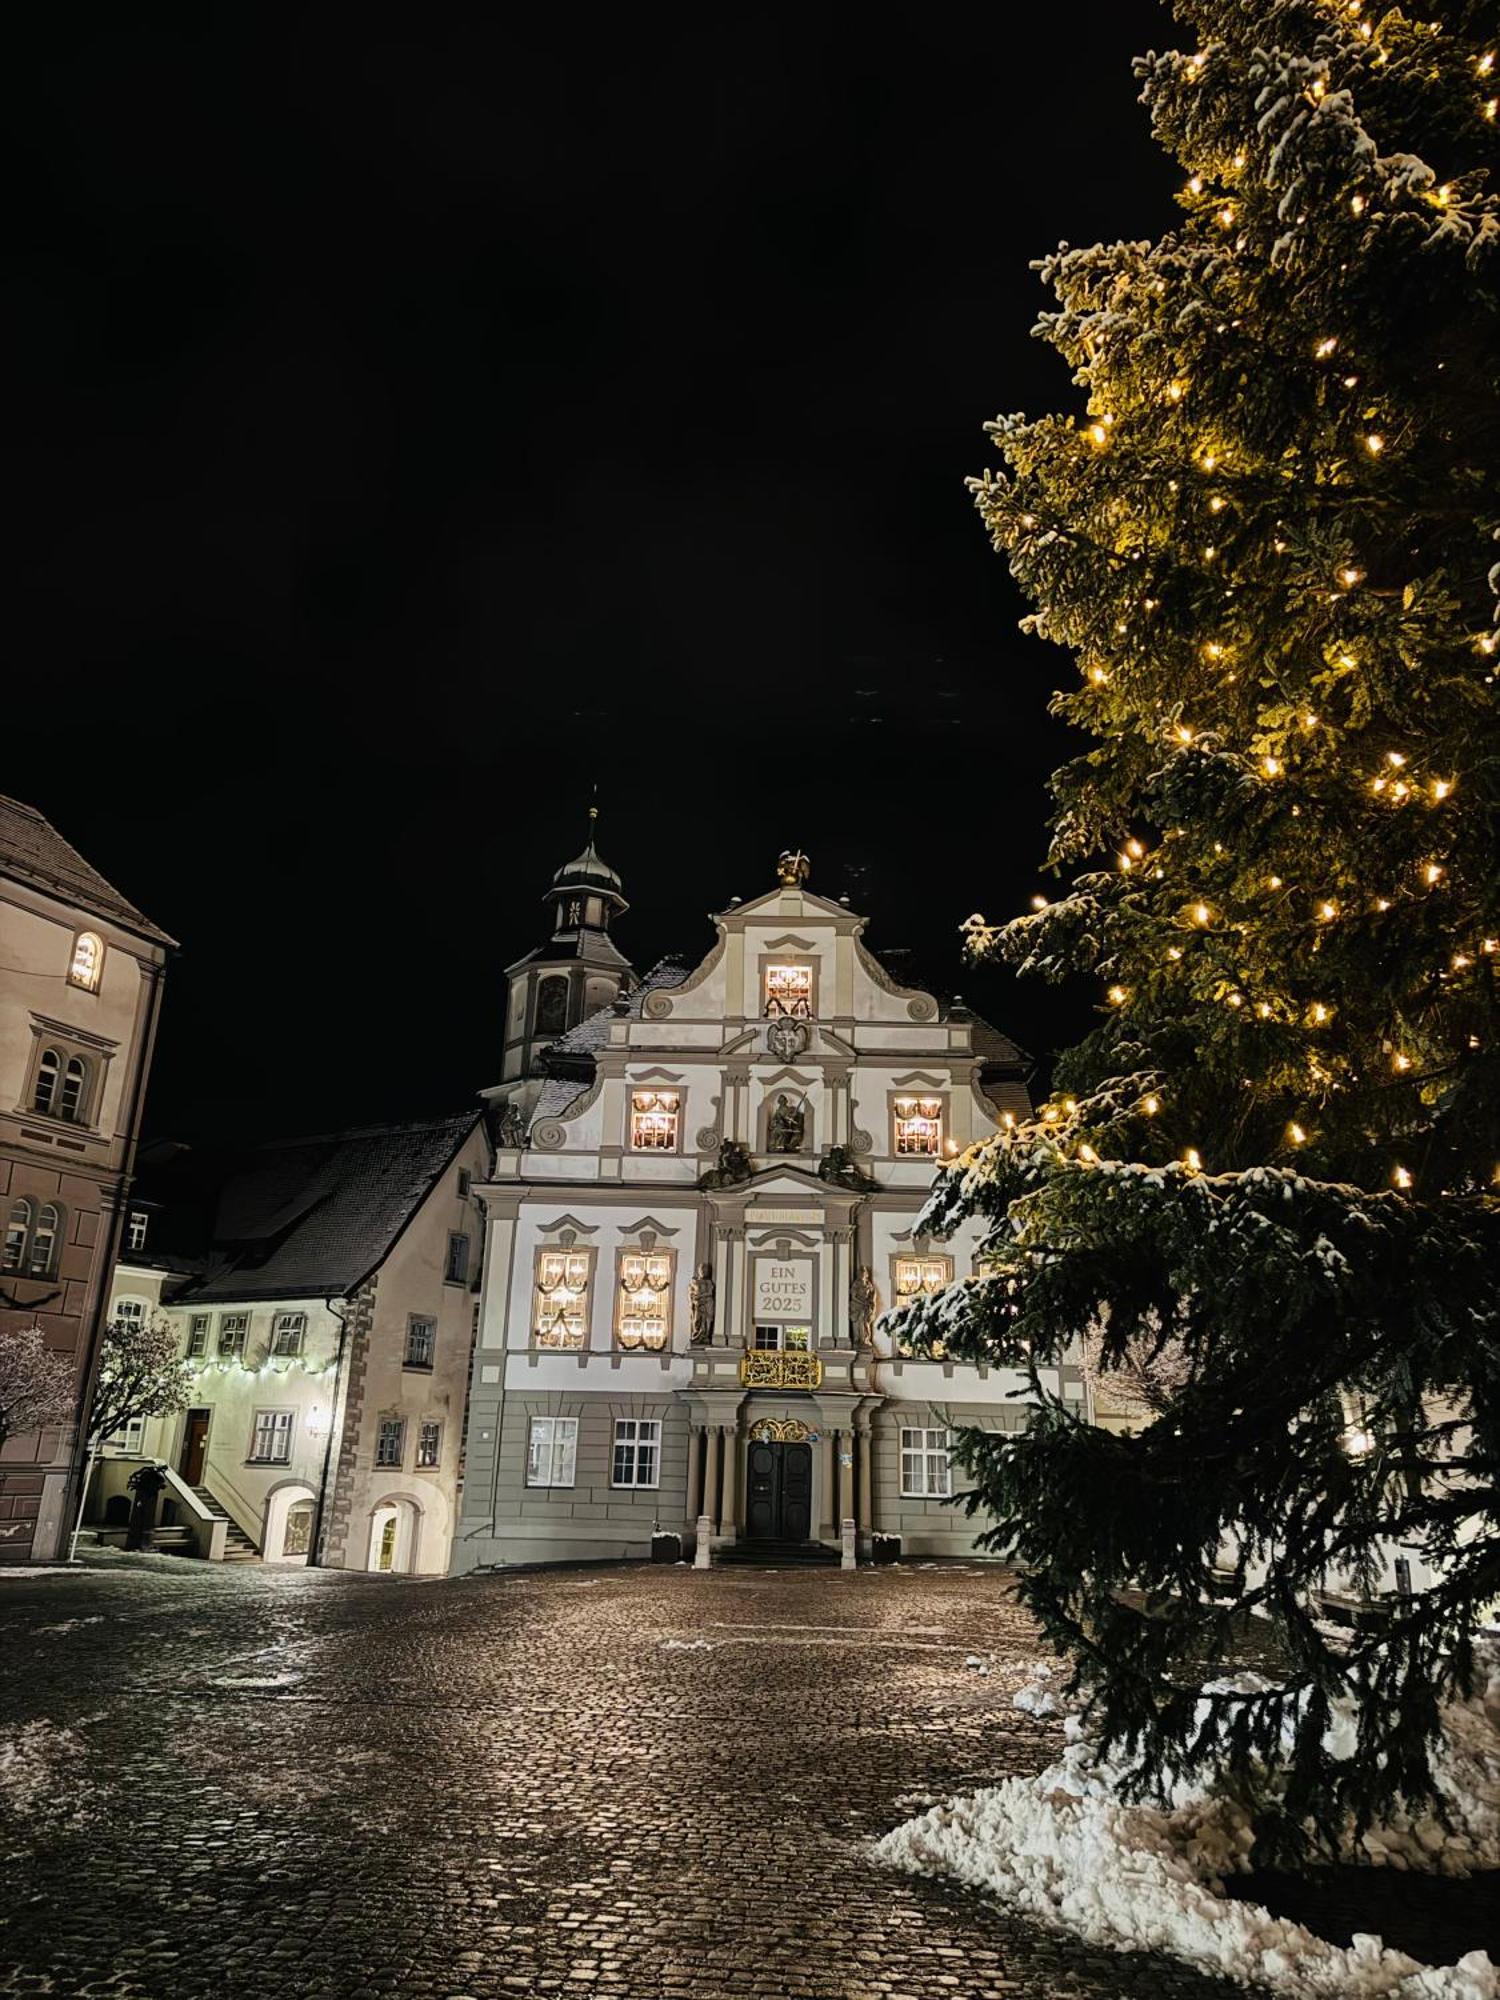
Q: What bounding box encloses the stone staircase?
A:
[717,1538,840,1567]
[191,1485,261,1562]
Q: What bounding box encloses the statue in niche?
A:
[689,1265,716,1345]
[766,1092,806,1153]
[818,1144,878,1192]
[698,1138,753,1190]
[496,1101,529,1149]
[849,1266,878,1349]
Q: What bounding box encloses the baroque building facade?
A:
[452,845,1064,1572]
[0,795,171,1562]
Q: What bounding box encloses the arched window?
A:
[29,1204,62,1278]
[3,1198,33,1274]
[535,976,569,1035]
[68,932,104,992]
[32,1049,61,1115]
[60,1056,88,1122]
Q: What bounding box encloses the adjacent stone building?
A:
[0,795,172,1561]
[95,1114,491,1573]
[452,844,1065,1573]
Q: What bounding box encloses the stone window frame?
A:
[445,1231,471,1285]
[526,1414,578,1488]
[2,1196,63,1279]
[374,1414,406,1469]
[415,1419,442,1469]
[404,1315,437,1370]
[888,1087,948,1158]
[248,1407,295,1466]
[19,1016,116,1132]
[67,931,105,993]
[758,949,819,1021]
[899,1425,953,1498]
[531,1242,597,1351]
[613,1243,675,1352]
[611,1416,661,1489]
[890,1252,954,1358]
[627,1085,683,1154]
[271,1311,306,1358]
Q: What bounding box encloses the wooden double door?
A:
[745,1440,812,1542]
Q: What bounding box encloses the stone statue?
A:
[849,1266,878,1349]
[767,1092,805,1153]
[689,1264,716,1345]
[776,849,811,888]
[698,1138,753,1190]
[496,1101,529,1149]
[818,1144,877,1192]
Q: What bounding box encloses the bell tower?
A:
[501,810,635,1081]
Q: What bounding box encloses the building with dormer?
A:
[452,844,1064,1572]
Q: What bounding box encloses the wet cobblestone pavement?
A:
[0,1557,1258,2000]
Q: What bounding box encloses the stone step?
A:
[717,1539,840,1566]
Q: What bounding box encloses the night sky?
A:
[11,10,1179,1142]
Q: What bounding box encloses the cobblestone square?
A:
[0,1560,1250,1999]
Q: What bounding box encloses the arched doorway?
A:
[366,1496,421,1574]
[262,1481,319,1564]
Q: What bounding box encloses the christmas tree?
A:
[899,0,1500,1843]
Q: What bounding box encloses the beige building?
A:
[453,843,1064,1573]
[91,1114,491,1574]
[0,795,172,1562]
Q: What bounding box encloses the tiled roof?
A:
[182,1112,483,1304]
[0,794,175,945]
[527,959,692,1125]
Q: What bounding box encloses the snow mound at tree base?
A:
[876,1645,1500,1999]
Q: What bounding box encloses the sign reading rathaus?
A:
[451,832,1070,1570]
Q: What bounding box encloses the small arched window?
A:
[60,1056,89,1122]
[3,1198,33,1274]
[29,1204,62,1278]
[68,932,104,992]
[32,1049,61,1115]
[535,976,569,1035]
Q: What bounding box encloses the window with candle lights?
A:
[893,1254,952,1358]
[893,1096,944,1155]
[628,1089,680,1150]
[616,1249,672,1350]
[68,931,104,992]
[763,963,813,1018]
[532,1248,592,1349]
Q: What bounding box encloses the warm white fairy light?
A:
[1314,336,1338,358]
[1182,1148,1202,1172]
[1393,1165,1413,1190]
[1142,1095,1160,1116]
[1107,984,1128,1005]
[1364,433,1384,454]
[1287,1122,1307,1145]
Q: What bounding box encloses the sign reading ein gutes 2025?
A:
[753,1258,813,1320]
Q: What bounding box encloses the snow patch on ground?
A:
[661,1638,716,1651]
[34,1617,105,1636]
[878,1644,1500,1999]
[0,1566,80,1578]
[208,1672,302,1690]
[0,1722,96,1834]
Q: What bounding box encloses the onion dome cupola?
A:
[500,809,636,1082]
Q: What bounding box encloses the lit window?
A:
[3,1198,33,1274]
[612,1417,661,1488]
[282,1503,314,1557]
[114,1298,147,1330]
[375,1416,406,1468]
[68,932,104,992]
[617,1251,671,1350]
[899,1426,953,1498]
[250,1409,293,1464]
[526,1416,578,1487]
[533,1250,591,1349]
[764,964,813,1018]
[893,1256,952,1359]
[629,1089,680,1150]
[445,1233,470,1284]
[217,1313,248,1359]
[125,1211,148,1253]
[185,1315,210,1358]
[405,1316,436,1368]
[893,1096,943,1155]
[416,1420,441,1469]
[271,1312,306,1357]
[29,1204,62,1278]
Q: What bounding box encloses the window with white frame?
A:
[628,1089,679,1151]
[893,1254,953,1359]
[107,1414,146,1453]
[271,1311,306,1357]
[752,1323,811,1351]
[899,1426,953,1498]
[611,1417,661,1488]
[616,1250,671,1350]
[763,963,812,1018]
[68,931,104,993]
[374,1416,405,1468]
[526,1416,577,1487]
[445,1232,470,1284]
[893,1095,943,1156]
[416,1420,441,1469]
[185,1314,210,1358]
[250,1409,293,1464]
[217,1313,248,1359]
[404,1316,436,1368]
[533,1249,591,1349]
[125,1210,148,1253]
[113,1297,147,1330]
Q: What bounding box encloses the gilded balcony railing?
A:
[738,1350,823,1391]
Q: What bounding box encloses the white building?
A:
[453,845,1067,1572]
[91,1114,491,1573]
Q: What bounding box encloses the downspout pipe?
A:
[306,1294,351,1568]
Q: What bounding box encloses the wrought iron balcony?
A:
[739,1350,823,1391]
